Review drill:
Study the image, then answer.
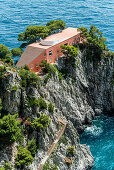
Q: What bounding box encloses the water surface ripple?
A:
[0,0,114,51]
[80,115,114,170]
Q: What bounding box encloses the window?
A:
[30,65,33,69]
[73,39,75,45]
[49,50,52,56]
[44,53,46,57]
[36,63,38,67]
[50,58,52,62]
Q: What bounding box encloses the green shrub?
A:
[78,25,109,60]
[31,113,50,131]
[0,44,12,59]
[27,138,37,157]
[15,146,33,168]
[23,65,29,70]
[11,48,23,57]
[67,146,75,156]
[19,69,41,87]
[0,114,23,147]
[48,102,54,113]
[0,167,5,170]
[27,97,47,111]
[11,85,18,92]
[43,73,52,85]
[61,45,78,58]
[106,51,114,58]
[0,66,6,78]
[40,60,62,81]
[38,97,47,111]
[26,98,39,108]
[43,162,50,170]
[3,162,12,170]
[43,162,58,170]
[59,136,68,145]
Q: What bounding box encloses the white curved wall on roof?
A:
[40,37,72,46]
[40,39,62,46]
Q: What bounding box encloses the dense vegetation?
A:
[19,68,41,87]
[40,60,62,84]
[0,44,13,65]
[43,162,58,170]
[18,20,66,47]
[15,146,33,168]
[27,138,37,157]
[61,45,78,58]
[31,113,50,131]
[27,97,47,111]
[0,113,23,148]
[48,102,54,113]
[78,25,114,60]
[11,48,23,57]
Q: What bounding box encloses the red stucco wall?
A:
[29,33,81,72]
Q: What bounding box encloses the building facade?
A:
[16,27,81,72]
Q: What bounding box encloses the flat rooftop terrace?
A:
[29,27,80,48]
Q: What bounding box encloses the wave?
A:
[85,125,103,136]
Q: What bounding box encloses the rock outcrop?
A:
[0,50,113,170]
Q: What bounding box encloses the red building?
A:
[16,27,81,72]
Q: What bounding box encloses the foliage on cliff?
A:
[61,45,78,58]
[40,60,62,83]
[31,113,50,131]
[15,146,33,168]
[78,25,109,60]
[0,114,23,147]
[19,68,41,87]
[0,44,13,65]
[11,48,23,57]
[18,20,66,47]
[27,138,37,157]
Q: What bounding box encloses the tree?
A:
[27,138,37,156]
[0,114,22,147]
[78,25,108,60]
[19,69,41,87]
[38,97,47,111]
[18,25,50,44]
[11,48,23,57]
[15,146,33,168]
[61,45,78,58]
[0,44,12,59]
[48,102,54,113]
[18,20,66,46]
[46,20,66,33]
[31,113,50,131]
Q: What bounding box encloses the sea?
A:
[0,0,114,169]
[80,115,114,170]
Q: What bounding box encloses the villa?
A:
[16,27,82,72]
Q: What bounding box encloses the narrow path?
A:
[38,117,66,170]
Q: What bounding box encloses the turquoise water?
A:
[0,0,114,51]
[80,115,114,170]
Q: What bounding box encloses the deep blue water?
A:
[0,0,114,51]
[80,115,114,170]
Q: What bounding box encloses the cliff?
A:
[0,50,113,170]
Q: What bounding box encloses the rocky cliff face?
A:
[0,51,113,170]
